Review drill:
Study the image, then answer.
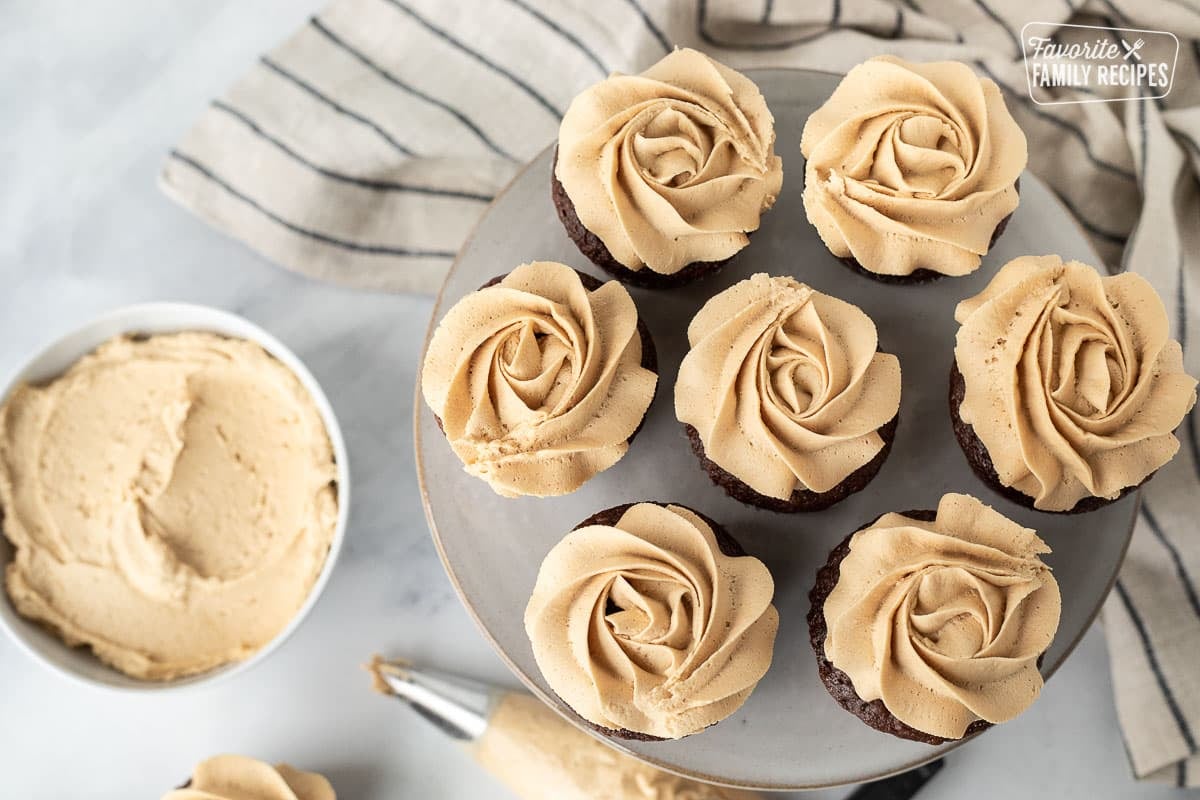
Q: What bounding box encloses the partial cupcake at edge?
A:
[524,501,778,741]
[552,48,783,289]
[808,492,1061,744]
[166,755,335,799]
[675,273,902,512]
[951,254,1198,513]
[800,56,1026,284]
[421,261,658,498]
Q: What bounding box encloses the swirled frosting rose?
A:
[824,493,1061,739]
[163,755,335,800]
[954,255,1197,511]
[675,274,901,498]
[556,48,783,275]
[800,56,1026,277]
[421,262,657,497]
[524,503,778,739]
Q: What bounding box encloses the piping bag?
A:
[366,656,763,800]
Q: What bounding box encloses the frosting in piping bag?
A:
[800,56,1026,277]
[525,503,778,739]
[823,493,1061,739]
[954,255,1197,511]
[422,262,657,497]
[676,274,901,498]
[556,48,782,275]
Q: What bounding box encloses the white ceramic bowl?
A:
[0,302,350,691]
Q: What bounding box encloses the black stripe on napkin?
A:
[971,0,1021,54]
[307,17,517,162]
[1114,579,1198,752]
[623,0,671,52]
[380,0,563,118]
[259,58,416,157]
[210,101,493,202]
[697,0,840,50]
[1141,503,1200,620]
[1096,0,1129,23]
[504,0,608,75]
[1045,186,1129,246]
[1121,96,1149,273]
[169,151,455,258]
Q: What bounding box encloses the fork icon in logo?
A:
[1121,38,1145,61]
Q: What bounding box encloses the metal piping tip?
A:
[366,655,500,742]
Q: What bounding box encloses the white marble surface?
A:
[0,2,1191,797]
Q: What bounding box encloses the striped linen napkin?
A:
[161,0,1200,786]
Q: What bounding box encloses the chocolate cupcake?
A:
[525,501,778,741]
[166,755,335,799]
[553,48,782,289]
[952,255,1197,513]
[421,261,658,498]
[808,493,1061,744]
[800,56,1026,284]
[675,274,901,512]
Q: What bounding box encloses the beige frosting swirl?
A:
[422,262,657,497]
[800,56,1026,277]
[675,274,901,498]
[162,755,335,800]
[824,493,1061,739]
[955,255,1197,511]
[524,503,778,739]
[556,48,783,275]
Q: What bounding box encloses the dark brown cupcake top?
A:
[821,493,1060,740]
[524,502,778,739]
[421,261,657,497]
[801,56,1026,278]
[954,254,1197,511]
[555,48,781,276]
[676,274,901,500]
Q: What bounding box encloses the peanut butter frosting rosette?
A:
[524,502,778,740]
[953,255,1197,512]
[163,755,335,800]
[555,48,783,279]
[675,274,901,509]
[818,493,1061,741]
[421,262,657,498]
[800,56,1026,279]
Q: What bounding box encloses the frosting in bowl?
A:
[823,493,1061,739]
[675,274,901,499]
[163,755,335,800]
[800,56,1026,277]
[556,48,783,275]
[421,261,657,497]
[524,503,778,739]
[954,255,1197,511]
[0,332,338,680]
